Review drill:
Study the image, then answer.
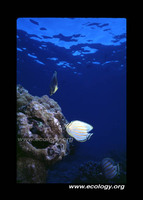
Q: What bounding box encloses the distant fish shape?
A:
[101,158,120,179]
[49,71,58,96]
[66,120,93,142]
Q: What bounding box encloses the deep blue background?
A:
[17,18,126,166]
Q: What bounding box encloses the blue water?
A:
[17,18,126,182]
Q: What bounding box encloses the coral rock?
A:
[17,84,70,183]
[17,157,47,183]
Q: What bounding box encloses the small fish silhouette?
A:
[49,71,58,96]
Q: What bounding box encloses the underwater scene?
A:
[16,17,126,184]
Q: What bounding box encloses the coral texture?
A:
[46,159,126,183]
[75,160,104,183]
[17,84,69,183]
[17,157,47,183]
[73,160,126,183]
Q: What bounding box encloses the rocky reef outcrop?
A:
[17,84,70,183]
[46,158,126,183]
[73,160,126,183]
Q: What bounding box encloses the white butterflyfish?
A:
[65,120,93,142]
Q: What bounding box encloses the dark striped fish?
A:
[101,158,119,179]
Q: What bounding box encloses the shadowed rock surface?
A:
[17,84,70,183]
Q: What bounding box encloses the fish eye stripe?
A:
[67,124,72,129]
